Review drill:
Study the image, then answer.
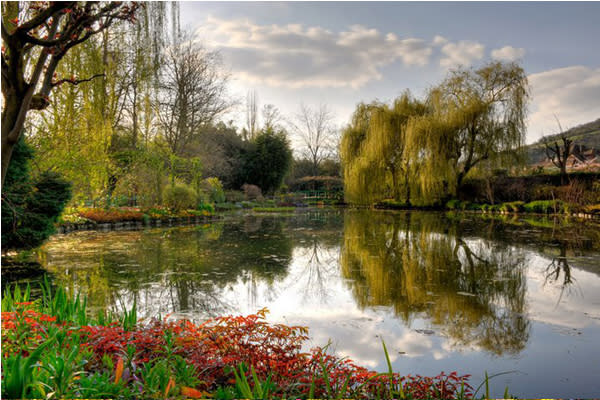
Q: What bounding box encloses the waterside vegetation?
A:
[2,282,479,399]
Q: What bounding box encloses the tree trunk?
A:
[1,95,23,187]
[560,165,569,185]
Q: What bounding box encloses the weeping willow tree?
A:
[342,61,529,205]
[340,92,426,204]
[27,3,180,204]
[407,61,529,201]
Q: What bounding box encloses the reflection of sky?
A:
[39,216,600,398]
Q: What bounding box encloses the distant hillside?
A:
[526,118,600,166]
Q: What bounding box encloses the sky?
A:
[179,1,600,145]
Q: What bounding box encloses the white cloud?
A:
[432,35,448,46]
[491,46,526,61]
[439,40,485,68]
[527,66,600,142]
[196,16,433,89]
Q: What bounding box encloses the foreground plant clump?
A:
[2,285,473,399]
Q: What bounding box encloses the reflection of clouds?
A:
[525,254,600,330]
[39,211,600,397]
[265,306,447,369]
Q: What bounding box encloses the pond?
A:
[17,210,600,397]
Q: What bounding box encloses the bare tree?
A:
[1,1,139,186]
[245,90,258,140]
[543,117,573,184]
[156,31,230,155]
[291,104,336,176]
[262,103,282,131]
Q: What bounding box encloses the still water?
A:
[32,210,600,397]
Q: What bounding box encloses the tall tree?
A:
[157,31,231,155]
[26,3,177,203]
[243,128,293,193]
[1,1,139,187]
[262,103,282,131]
[408,61,529,200]
[245,89,259,140]
[291,104,336,176]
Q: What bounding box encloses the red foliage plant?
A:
[3,306,473,398]
[77,208,144,223]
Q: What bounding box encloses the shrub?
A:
[163,183,196,212]
[242,184,263,201]
[2,137,72,250]
[224,190,245,203]
[445,199,461,210]
[500,201,525,213]
[375,199,410,209]
[197,203,215,214]
[203,177,225,204]
[523,200,566,214]
[78,208,144,223]
[2,295,474,400]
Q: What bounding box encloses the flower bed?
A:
[2,289,474,399]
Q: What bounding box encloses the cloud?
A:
[439,40,485,68]
[196,16,433,89]
[527,66,600,142]
[491,46,526,61]
[432,35,448,46]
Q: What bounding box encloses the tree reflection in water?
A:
[340,211,530,355]
[35,209,600,359]
[42,217,294,318]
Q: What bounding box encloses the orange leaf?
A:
[114,357,124,384]
[181,386,210,398]
[165,377,176,397]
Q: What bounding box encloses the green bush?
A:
[500,201,525,213]
[523,200,566,214]
[204,177,225,204]
[375,199,410,209]
[445,199,461,210]
[198,203,215,214]
[163,183,196,212]
[2,137,72,251]
[215,202,238,211]
[224,190,245,203]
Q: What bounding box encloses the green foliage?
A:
[375,199,411,209]
[523,200,567,214]
[163,183,196,212]
[198,202,215,214]
[204,177,226,203]
[341,93,426,205]
[500,201,525,213]
[341,61,529,206]
[242,128,293,194]
[2,137,72,251]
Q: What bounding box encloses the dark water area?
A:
[6,210,600,397]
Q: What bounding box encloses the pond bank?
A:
[56,215,221,234]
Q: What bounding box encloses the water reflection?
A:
[42,216,295,317]
[341,211,529,355]
[26,209,600,397]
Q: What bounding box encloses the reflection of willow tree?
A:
[42,217,293,317]
[340,211,530,355]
